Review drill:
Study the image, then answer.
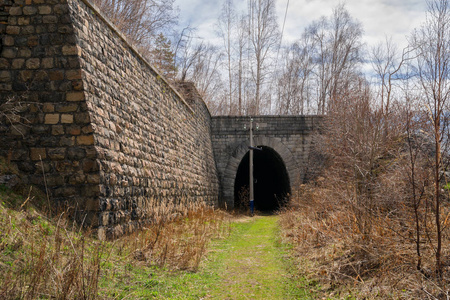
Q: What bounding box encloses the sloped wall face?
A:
[65,0,219,239]
[0,0,219,239]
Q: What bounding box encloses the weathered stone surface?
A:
[30,148,46,160]
[23,6,38,15]
[17,48,32,58]
[0,59,10,69]
[11,59,25,69]
[47,147,65,160]
[38,6,52,14]
[1,0,220,240]
[6,26,20,35]
[66,69,81,80]
[76,135,94,145]
[51,125,64,135]
[42,15,57,23]
[41,57,53,68]
[26,58,40,69]
[44,113,59,124]
[0,71,11,82]
[61,45,78,55]
[2,48,17,58]
[66,91,84,101]
[43,103,55,112]
[3,36,15,46]
[61,114,73,123]
[18,17,30,26]
[9,7,23,16]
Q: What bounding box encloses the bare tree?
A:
[247,0,280,115]
[174,27,201,82]
[276,36,315,115]
[92,0,178,47]
[216,0,237,114]
[371,38,416,117]
[411,0,450,277]
[236,15,249,115]
[174,28,224,112]
[403,94,431,273]
[306,4,363,114]
[189,43,224,106]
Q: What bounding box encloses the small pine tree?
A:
[149,33,177,80]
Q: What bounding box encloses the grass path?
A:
[100,215,312,299]
[205,215,302,299]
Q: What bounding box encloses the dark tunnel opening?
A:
[234,146,291,212]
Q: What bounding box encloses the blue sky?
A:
[174,0,427,51]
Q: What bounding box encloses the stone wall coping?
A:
[211,115,325,119]
[78,0,195,114]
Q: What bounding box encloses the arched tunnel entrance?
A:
[233,146,291,212]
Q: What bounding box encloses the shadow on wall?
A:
[233,146,291,212]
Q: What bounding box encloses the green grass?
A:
[98,215,316,299]
[203,215,313,299]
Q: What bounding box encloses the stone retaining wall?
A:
[0,0,219,239]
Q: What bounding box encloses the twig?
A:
[19,186,33,210]
[39,155,51,216]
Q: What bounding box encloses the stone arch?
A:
[221,136,299,208]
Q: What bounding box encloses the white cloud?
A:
[278,0,427,49]
[175,0,428,51]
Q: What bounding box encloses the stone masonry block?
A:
[9,7,22,15]
[61,114,73,123]
[77,135,94,145]
[26,58,40,69]
[38,6,51,14]
[43,103,55,112]
[51,125,64,135]
[62,45,79,56]
[6,26,20,35]
[66,91,85,101]
[44,113,59,124]
[23,6,38,15]
[41,58,53,69]
[47,148,66,160]
[0,59,10,68]
[11,59,24,69]
[3,36,14,46]
[18,48,31,58]
[66,69,81,80]
[42,15,57,23]
[49,70,64,80]
[0,71,11,82]
[57,103,78,112]
[30,148,46,160]
[18,17,31,26]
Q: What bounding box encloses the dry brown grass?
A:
[0,183,230,298]
[280,183,450,299]
[0,206,103,299]
[121,197,231,271]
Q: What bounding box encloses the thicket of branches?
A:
[279,0,450,297]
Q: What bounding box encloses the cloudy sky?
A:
[174,0,428,51]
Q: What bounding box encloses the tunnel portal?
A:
[234,146,291,212]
